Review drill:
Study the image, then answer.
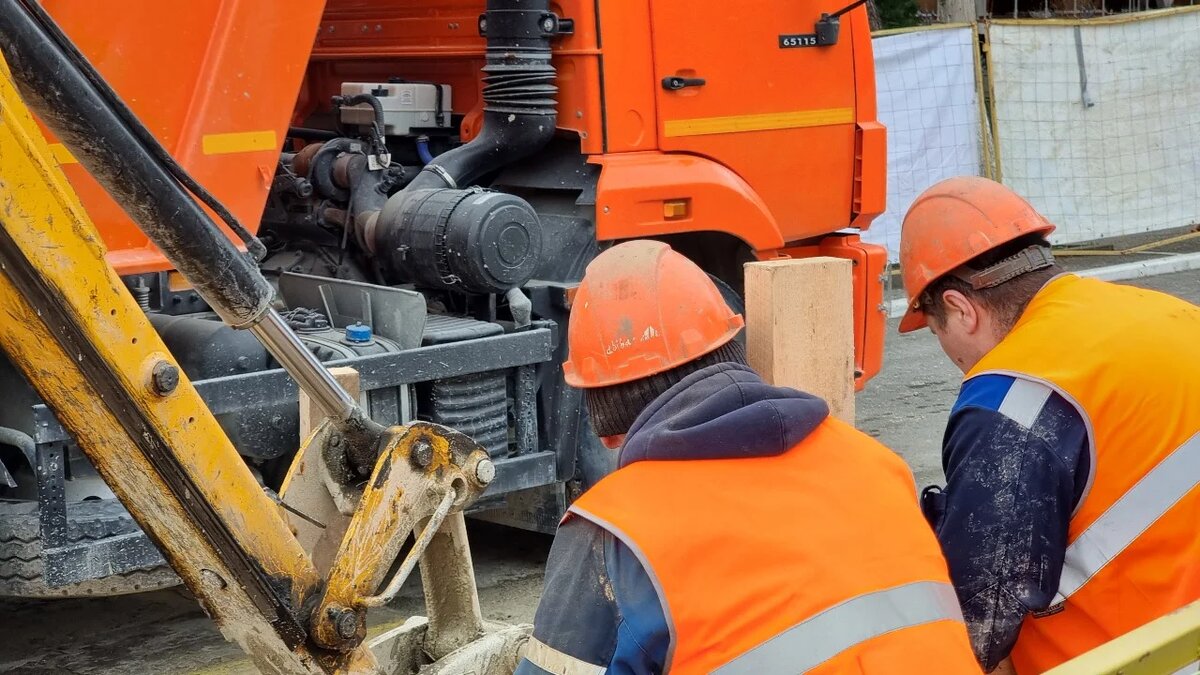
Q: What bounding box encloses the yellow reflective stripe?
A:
[1057,431,1200,602]
[714,581,964,675]
[663,107,853,138]
[523,636,607,675]
[201,129,278,155]
[48,142,77,165]
[53,132,275,161]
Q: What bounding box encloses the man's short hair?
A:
[920,234,1061,331]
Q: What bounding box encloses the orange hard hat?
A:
[563,240,744,389]
[898,176,1055,333]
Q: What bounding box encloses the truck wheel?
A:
[0,499,178,598]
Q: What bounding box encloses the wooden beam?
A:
[284,366,361,574]
[744,257,856,423]
[299,366,361,440]
[938,0,977,24]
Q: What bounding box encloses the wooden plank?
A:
[284,367,360,574]
[299,366,360,440]
[744,257,856,423]
[938,0,977,25]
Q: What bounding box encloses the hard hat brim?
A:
[564,319,744,389]
[898,304,927,334]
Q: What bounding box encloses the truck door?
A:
[649,0,864,241]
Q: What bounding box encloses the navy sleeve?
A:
[516,517,619,675]
[515,516,670,675]
[929,375,1089,672]
[606,533,671,673]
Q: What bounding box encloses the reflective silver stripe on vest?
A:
[971,370,1101,517]
[997,378,1052,429]
[713,581,964,675]
[1056,430,1200,604]
[523,636,607,675]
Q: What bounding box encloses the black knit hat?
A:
[585,340,748,438]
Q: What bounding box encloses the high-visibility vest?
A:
[568,416,980,674]
[966,274,1200,673]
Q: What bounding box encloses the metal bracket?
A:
[289,421,494,652]
[35,443,67,551]
[477,10,574,39]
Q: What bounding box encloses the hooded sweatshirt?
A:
[515,363,829,675]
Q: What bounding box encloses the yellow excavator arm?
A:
[0,2,528,673]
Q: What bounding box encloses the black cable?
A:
[828,0,869,18]
[287,126,339,141]
[18,0,268,261]
[332,93,388,160]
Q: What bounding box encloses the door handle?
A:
[662,76,706,91]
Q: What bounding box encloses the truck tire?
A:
[0,499,178,598]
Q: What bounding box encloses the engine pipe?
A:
[406,0,559,191]
[345,0,563,293]
[355,0,562,250]
[416,136,436,165]
[332,93,388,161]
[0,426,35,487]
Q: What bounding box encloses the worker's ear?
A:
[939,289,980,334]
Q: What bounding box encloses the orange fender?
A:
[590,152,785,252]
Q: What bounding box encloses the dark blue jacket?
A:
[922,373,1090,671]
[515,363,829,675]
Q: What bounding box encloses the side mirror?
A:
[778,0,866,49]
[815,13,842,46]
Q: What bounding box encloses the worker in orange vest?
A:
[898,176,1200,673]
[514,239,979,675]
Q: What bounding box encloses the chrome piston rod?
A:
[250,309,358,422]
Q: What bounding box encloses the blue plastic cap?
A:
[345,322,373,343]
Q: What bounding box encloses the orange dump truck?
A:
[0,0,886,596]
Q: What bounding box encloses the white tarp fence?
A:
[989,11,1200,243]
[865,26,985,261]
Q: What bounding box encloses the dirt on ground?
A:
[0,522,550,674]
